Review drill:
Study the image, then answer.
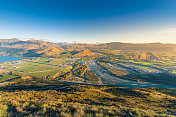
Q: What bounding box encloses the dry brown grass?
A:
[0,84,175,117]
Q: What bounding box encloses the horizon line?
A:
[1,38,176,45]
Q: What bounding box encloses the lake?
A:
[0,56,24,63]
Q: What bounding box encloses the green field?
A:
[0,58,73,82]
[29,70,59,77]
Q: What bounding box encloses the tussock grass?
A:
[0,84,175,116]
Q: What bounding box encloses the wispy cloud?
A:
[157,27,176,34]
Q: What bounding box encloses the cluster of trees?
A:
[56,62,99,82]
[84,70,99,82]
[57,63,89,80]
[72,63,88,77]
[56,72,72,80]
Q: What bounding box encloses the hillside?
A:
[35,45,64,57]
[119,51,159,60]
[72,49,98,57]
[0,81,176,116]
[0,39,62,57]
[64,44,95,51]
[0,47,24,57]
[23,45,64,57]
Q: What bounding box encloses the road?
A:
[87,59,176,88]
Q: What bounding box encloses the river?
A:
[87,59,176,89]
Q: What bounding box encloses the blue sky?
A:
[0,0,176,43]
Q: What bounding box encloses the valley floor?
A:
[0,54,176,116]
[87,59,176,89]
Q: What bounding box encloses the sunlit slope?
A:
[0,83,175,116]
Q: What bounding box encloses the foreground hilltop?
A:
[0,80,176,116]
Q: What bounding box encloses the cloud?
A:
[157,27,176,34]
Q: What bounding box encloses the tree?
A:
[8,71,13,75]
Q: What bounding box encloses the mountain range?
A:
[0,38,176,58]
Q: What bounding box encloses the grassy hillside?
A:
[0,81,175,116]
[0,47,24,57]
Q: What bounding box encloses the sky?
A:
[0,0,176,43]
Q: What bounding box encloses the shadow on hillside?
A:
[124,73,176,87]
[23,49,41,57]
[103,87,147,98]
[0,84,71,92]
[71,50,80,55]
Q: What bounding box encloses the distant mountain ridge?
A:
[0,39,54,47]
[0,39,61,57]
[1,38,176,51]
[0,38,21,42]
[0,38,21,46]
[0,39,176,57]
[94,42,176,52]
